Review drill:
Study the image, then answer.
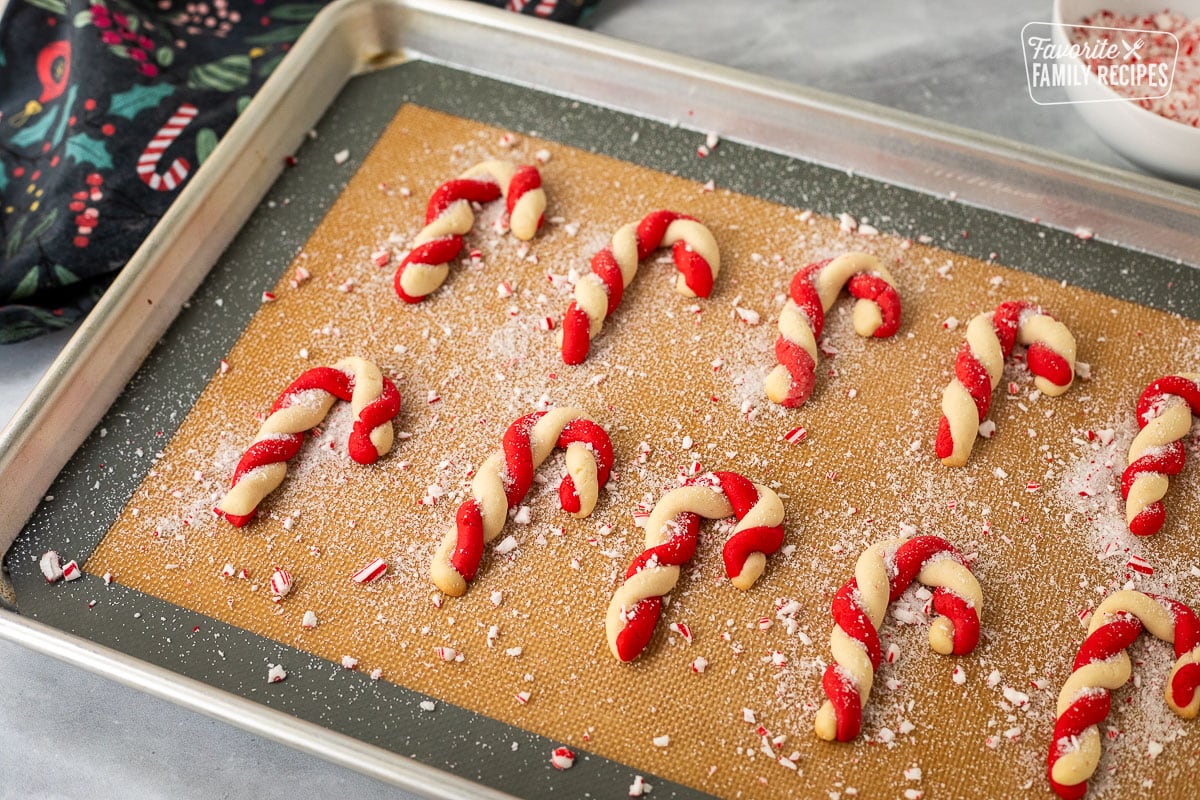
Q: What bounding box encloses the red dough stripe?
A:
[451,500,486,582]
[615,596,663,663]
[558,419,614,514]
[425,178,501,223]
[505,165,542,216]
[831,580,881,667]
[821,666,863,743]
[846,273,902,337]
[717,471,786,581]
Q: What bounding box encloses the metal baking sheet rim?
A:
[1,0,1199,793]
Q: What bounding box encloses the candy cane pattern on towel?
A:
[606,471,785,662]
[764,252,902,408]
[216,357,401,527]
[394,160,546,303]
[815,535,982,742]
[137,103,199,192]
[936,301,1076,467]
[1121,374,1200,536]
[430,409,613,597]
[559,210,720,364]
[1048,590,1200,799]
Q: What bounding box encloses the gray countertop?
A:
[0,1,1165,797]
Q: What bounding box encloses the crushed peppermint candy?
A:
[268,567,293,599]
[550,746,576,770]
[783,426,808,444]
[267,664,287,683]
[669,621,693,644]
[39,551,63,583]
[351,558,387,584]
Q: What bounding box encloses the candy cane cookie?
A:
[394,160,546,303]
[1048,590,1200,799]
[606,471,785,662]
[765,252,901,408]
[815,535,982,742]
[216,358,401,527]
[936,301,1076,467]
[1121,374,1200,536]
[431,409,613,597]
[560,210,720,364]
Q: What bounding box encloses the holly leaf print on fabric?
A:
[12,267,39,301]
[245,3,322,45]
[64,133,114,170]
[109,83,175,120]
[27,207,59,244]
[270,3,323,20]
[52,264,80,287]
[9,106,60,148]
[22,0,67,14]
[188,55,251,92]
[195,127,218,164]
[50,85,78,146]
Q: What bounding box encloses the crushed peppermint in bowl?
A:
[1052,1,1200,183]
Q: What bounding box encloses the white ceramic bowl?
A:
[1051,0,1200,184]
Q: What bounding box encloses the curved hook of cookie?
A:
[216,357,401,528]
[765,252,902,409]
[394,160,547,303]
[814,535,982,742]
[605,471,784,662]
[1121,373,1200,536]
[936,301,1076,467]
[429,409,613,598]
[559,210,721,365]
[1048,590,1200,799]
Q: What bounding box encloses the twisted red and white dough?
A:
[936,301,1076,467]
[815,535,982,742]
[765,252,901,408]
[430,409,613,597]
[606,471,785,662]
[216,357,401,527]
[394,160,546,303]
[560,210,719,364]
[1121,373,1200,536]
[1048,590,1200,799]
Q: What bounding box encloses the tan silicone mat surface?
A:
[86,105,1200,800]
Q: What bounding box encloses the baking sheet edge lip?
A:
[0,609,523,800]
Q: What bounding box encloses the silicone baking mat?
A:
[7,60,1200,800]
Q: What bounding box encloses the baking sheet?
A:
[3,1,1200,798]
